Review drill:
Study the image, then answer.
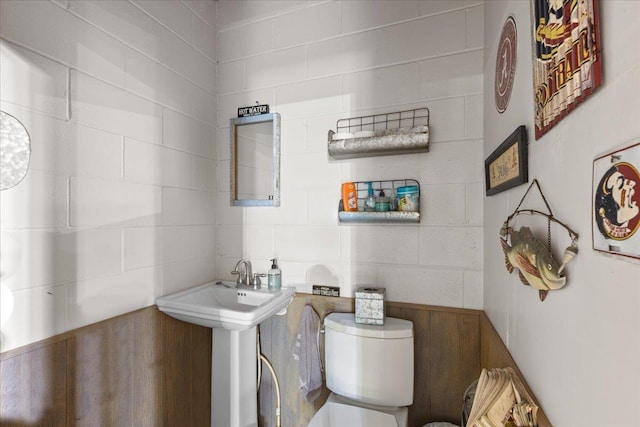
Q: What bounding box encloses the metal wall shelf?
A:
[328,108,429,159]
[338,179,420,224]
[338,210,420,223]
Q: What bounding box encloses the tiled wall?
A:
[216,1,485,308]
[0,0,217,352]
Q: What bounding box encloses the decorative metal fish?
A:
[500,226,567,301]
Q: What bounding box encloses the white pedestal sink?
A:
[156,281,296,427]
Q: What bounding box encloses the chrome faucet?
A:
[231,259,252,286]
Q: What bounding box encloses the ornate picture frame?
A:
[530,0,602,139]
[592,139,640,260]
[485,126,528,196]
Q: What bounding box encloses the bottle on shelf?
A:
[364,182,376,212]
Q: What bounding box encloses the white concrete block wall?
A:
[0,0,217,352]
[217,1,484,308]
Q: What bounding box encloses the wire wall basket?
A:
[328,108,429,159]
[338,179,421,224]
[335,108,429,134]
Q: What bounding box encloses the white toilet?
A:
[308,312,414,427]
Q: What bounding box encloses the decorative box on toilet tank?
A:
[355,287,386,325]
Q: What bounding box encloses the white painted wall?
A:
[484,1,640,424]
[0,0,217,352]
[216,1,485,309]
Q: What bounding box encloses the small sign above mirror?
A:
[238,104,270,117]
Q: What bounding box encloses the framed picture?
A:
[530,0,602,139]
[592,140,640,260]
[485,125,528,196]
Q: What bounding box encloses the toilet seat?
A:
[308,394,406,427]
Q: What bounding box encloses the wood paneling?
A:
[386,304,431,427]
[480,312,552,427]
[0,306,210,427]
[67,314,134,425]
[158,308,211,427]
[259,293,354,427]
[162,312,192,425]
[259,296,482,427]
[0,340,67,426]
[132,305,162,427]
[260,297,550,427]
[385,302,480,427]
[0,300,551,427]
[190,322,212,427]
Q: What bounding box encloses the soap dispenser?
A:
[268,258,281,290]
[364,182,376,211]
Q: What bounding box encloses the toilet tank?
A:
[324,313,414,407]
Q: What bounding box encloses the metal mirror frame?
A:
[230,112,281,207]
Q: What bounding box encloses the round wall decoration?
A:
[494,16,517,113]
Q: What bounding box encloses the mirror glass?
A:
[230,112,280,206]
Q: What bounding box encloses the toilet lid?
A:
[308,401,398,427]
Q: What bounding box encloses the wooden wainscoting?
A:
[257,294,482,427]
[0,298,551,427]
[0,306,211,427]
[480,312,552,427]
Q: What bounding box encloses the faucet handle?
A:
[231,269,243,284]
[251,273,266,288]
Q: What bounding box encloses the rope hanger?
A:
[500,179,578,286]
[502,179,579,249]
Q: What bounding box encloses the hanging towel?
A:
[292,304,323,402]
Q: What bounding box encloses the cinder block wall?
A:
[1,0,485,351]
[215,1,485,308]
[0,0,217,352]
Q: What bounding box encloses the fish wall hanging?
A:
[500,179,579,301]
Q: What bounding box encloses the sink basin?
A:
[156,280,296,330]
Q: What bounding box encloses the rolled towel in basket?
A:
[292,304,323,402]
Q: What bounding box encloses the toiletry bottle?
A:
[388,188,397,211]
[341,182,358,212]
[375,189,390,212]
[365,182,376,211]
[268,258,281,290]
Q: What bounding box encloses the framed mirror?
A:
[230,112,280,207]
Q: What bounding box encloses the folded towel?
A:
[292,304,323,402]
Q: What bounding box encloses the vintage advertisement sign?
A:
[593,140,640,260]
[531,0,602,139]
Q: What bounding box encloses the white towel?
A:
[292,304,323,402]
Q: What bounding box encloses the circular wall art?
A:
[1,111,31,190]
[495,16,517,113]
